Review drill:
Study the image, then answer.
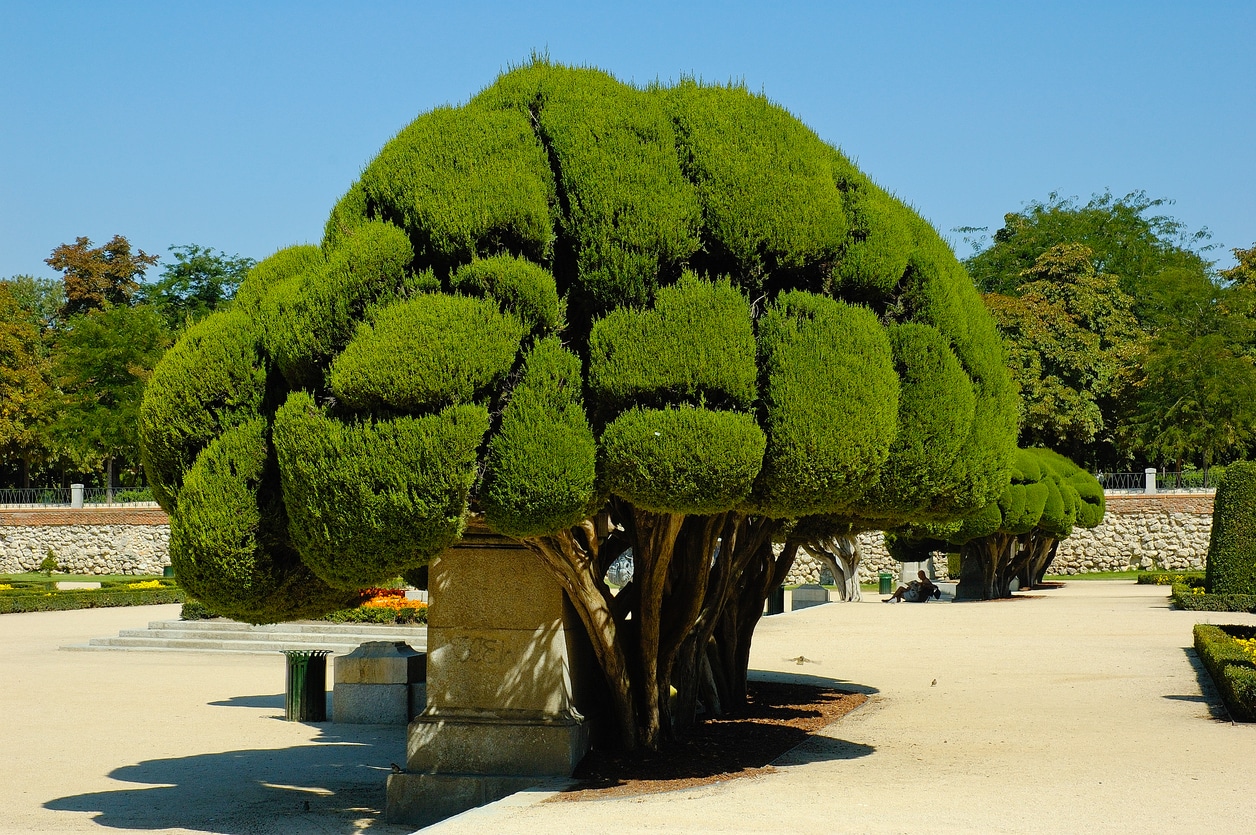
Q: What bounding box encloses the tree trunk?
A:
[521,525,641,751]
[801,534,863,602]
[627,507,684,751]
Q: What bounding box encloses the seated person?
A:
[883,569,940,603]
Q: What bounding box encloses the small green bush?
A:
[1206,461,1256,595]
[179,599,219,620]
[39,553,59,575]
[587,273,757,418]
[482,337,599,537]
[1193,623,1256,721]
[599,406,765,515]
[750,291,898,517]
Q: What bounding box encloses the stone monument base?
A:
[385,772,547,828]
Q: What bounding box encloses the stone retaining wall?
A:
[784,493,1214,585]
[0,493,1217,581]
[0,507,171,576]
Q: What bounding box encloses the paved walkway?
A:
[2,583,1254,833]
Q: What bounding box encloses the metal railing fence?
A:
[0,487,156,508]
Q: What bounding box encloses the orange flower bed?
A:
[360,588,426,611]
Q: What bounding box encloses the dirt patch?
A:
[552,682,866,801]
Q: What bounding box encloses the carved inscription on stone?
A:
[450,634,508,666]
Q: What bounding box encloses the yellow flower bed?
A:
[126,580,164,590]
[1235,637,1256,663]
[0,584,12,591]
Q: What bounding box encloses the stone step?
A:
[62,617,427,655]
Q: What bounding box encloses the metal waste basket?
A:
[283,649,331,721]
[878,572,894,595]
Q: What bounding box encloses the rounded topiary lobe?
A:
[481,337,599,537]
[587,275,764,514]
[749,291,899,518]
[138,310,265,512]
[449,254,562,334]
[169,417,358,623]
[263,220,413,388]
[329,293,525,413]
[273,391,488,589]
[1206,461,1256,594]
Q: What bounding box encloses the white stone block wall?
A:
[0,524,171,575]
[783,493,1214,585]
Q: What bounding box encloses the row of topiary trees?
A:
[139,60,1033,751]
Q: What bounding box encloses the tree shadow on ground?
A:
[562,673,875,795]
[44,699,410,835]
[1175,647,1232,721]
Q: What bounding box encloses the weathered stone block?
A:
[332,641,425,724]
[385,773,544,828]
[406,713,589,776]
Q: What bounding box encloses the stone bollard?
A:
[333,641,426,724]
[385,527,593,828]
[789,583,830,611]
[1145,468,1158,494]
[70,484,84,509]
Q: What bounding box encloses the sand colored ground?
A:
[1,582,1254,834]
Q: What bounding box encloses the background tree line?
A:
[0,236,253,490]
[961,190,1256,479]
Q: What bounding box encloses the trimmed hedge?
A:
[0,586,186,614]
[448,254,562,334]
[1172,581,1256,613]
[1138,571,1204,586]
[1193,623,1256,721]
[1206,461,1256,595]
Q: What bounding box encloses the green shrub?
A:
[39,553,59,575]
[449,254,562,334]
[274,392,488,588]
[1206,461,1256,595]
[264,220,414,387]
[180,598,219,620]
[482,337,599,537]
[750,291,898,517]
[232,245,324,317]
[588,273,757,418]
[476,62,702,323]
[1193,624,1256,721]
[349,103,555,274]
[664,80,849,296]
[321,605,428,625]
[328,293,525,413]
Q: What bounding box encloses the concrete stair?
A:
[62,618,428,655]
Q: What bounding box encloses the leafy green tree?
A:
[1220,243,1256,288]
[52,304,171,488]
[2,275,65,333]
[984,244,1140,466]
[0,283,56,486]
[140,244,256,329]
[45,235,159,317]
[964,190,1212,303]
[140,62,1019,751]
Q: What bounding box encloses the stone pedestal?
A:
[385,531,591,828]
[333,641,426,724]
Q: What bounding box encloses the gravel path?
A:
[1,583,1253,834]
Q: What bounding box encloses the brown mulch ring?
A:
[551,682,866,801]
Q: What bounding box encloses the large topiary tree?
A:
[139,60,1019,751]
[891,448,1104,600]
[1205,461,1256,595]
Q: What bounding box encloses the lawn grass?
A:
[1043,570,1144,581]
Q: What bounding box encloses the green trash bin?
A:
[283,649,331,722]
[878,572,894,595]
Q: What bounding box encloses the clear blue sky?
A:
[2,1,1252,280]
